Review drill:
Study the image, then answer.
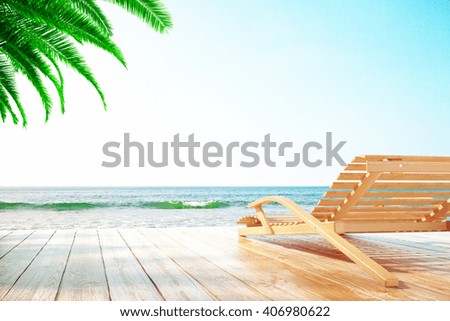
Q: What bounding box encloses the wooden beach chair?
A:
[237,155,450,287]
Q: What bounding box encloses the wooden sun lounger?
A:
[237,155,450,287]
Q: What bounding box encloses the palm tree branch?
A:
[30,28,107,109]
[0,46,53,120]
[3,1,127,67]
[103,0,173,33]
[4,23,68,115]
[0,84,19,124]
[71,0,114,37]
[0,53,26,125]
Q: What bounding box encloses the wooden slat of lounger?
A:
[312,206,437,214]
[337,172,367,181]
[267,216,303,223]
[312,207,338,213]
[323,191,351,198]
[322,198,442,206]
[339,173,450,181]
[380,173,450,180]
[172,228,351,300]
[3,230,75,301]
[0,230,54,300]
[349,206,437,212]
[141,228,269,300]
[341,213,429,220]
[332,181,450,190]
[98,229,162,300]
[330,182,360,189]
[317,199,346,206]
[57,229,109,301]
[268,214,333,222]
[0,230,34,259]
[320,197,447,207]
[324,191,450,199]
[345,163,366,171]
[118,228,214,301]
[356,199,444,205]
[313,206,438,215]
[372,182,450,189]
[354,155,450,162]
[368,161,450,173]
[366,191,450,198]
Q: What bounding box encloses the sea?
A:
[0,186,327,229]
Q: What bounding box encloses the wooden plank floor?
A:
[0,227,449,301]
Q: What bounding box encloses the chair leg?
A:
[246,196,399,287]
[317,228,399,287]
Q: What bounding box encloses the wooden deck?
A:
[0,227,449,301]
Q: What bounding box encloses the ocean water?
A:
[0,186,327,229]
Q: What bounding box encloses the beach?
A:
[1,185,449,301]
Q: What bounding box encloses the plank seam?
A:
[194,227,386,297]
[169,228,281,300]
[0,231,13,241]
[55,230,77,301]
[117,229,166,301]
[0,230,35,260]
[137,229,221,301]
[97,229,112,301]
[1,230,56,301]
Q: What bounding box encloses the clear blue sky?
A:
[0,0,449,185]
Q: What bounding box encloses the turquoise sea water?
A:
[0,186,327,229]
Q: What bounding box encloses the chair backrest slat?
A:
[313,155,450,223]
[368,161,450,173]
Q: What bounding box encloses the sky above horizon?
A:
[1,0,449,186]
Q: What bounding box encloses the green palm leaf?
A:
[9,19,107,110]
[0,0,172,126]
[72,0,114,37]
[104,0,173,33]
[0,85,18,123]
[5,1,127,67]
[0,28,63,120]
[1,43,53,120]
[0,53,26,125]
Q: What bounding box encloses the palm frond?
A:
[1,38,63,120]
[2,12,109,111]
[0,87,9,122]
[4,1,127,67]
[72,0,114,37]
[48,55,65,114]
[0,0,172,125]
[27,27,107,109]
[0,45,53,121]
[0,84,19,124]
[104,0,173,33]
[0,53,26,125]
